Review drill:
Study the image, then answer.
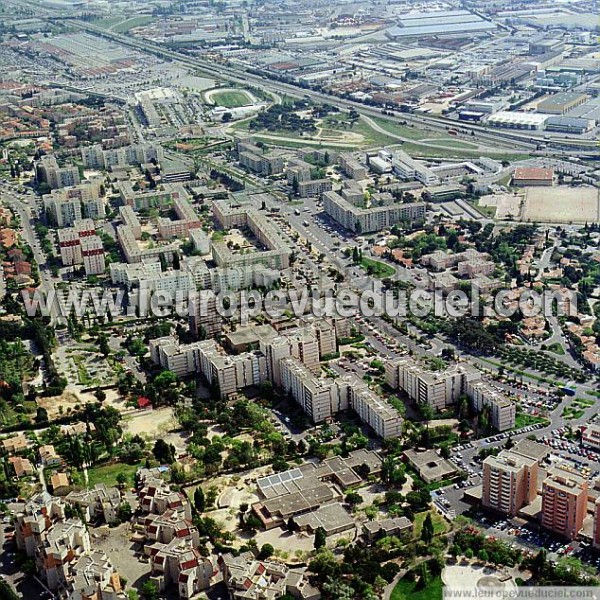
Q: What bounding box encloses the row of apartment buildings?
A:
[150,318,404,438]
[385,356,516,431]
[322,189,426,234]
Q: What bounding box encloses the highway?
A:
[6,0,599,159]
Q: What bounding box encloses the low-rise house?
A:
[39,444,62,467]
[362,516,412,542]
[8,456,34,478]
[50,472,71,496]
[68,550,127,600]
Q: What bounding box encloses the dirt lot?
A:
[522,186,600,224]
[123,407,177,439]
[91,523,150,588]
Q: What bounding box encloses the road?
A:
[1,185,62,325]
[7,0,598,159]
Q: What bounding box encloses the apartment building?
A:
[338,153,368,180]
[236,139,284,176]
[466,380,516,431]
[343,376,403,439]
[420,248,488,272]
[392,150,439,185]
[80,234,106,276]
[279,358,403,438]
[116,181,175,211]
[211,203,291,270]
[581,423,600,451]
[188,292,222,340]
[43,178,104,227]
[279,357,346,423]
[189,228,211,255]
[38,518,92,590]
[286,159,313,184]
[116,224,178,264]
[298,178,333,198]
[139,508,199,547]
[138,478,190,518]
[68,550,127,600]
[81,143,164,170]
[57,219,105,275]
[150,337,268,396]
[36,155,81,190]
[157,196,201,240]
[65,484,121,525]
[220,551,320,600]
[146,538,213,600]
[541,468,588,540]
[119,205,142,239]
[323,190,425,234]
[385,357,480,411]
[482,450,539,516]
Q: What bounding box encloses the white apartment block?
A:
[385,357,480,411]
[68,550,127,600]
[116,224,179,264]
[189,228,211,255]
[157,195,201,240]
[150,337,267,396]
[81,143,164,170]
[119,205,142,239]
[338,153,368,180]
[298,178,333,198]
[323,190,425,234]
[392,150,439,185]
[211,203,291,270]
[36,155,81,190]
[43,178,104,227]
[280,357,347,423]
[467,380,516,431]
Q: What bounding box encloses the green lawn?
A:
[391,575,443,600]
[413,511,449,539]
[86,462,139,489]
[212,90,252,108]
[546,343,565,356]
[359,257,396,279]
[96,15,153,32]
[514,412,549,429]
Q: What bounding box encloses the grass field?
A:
[514,412,549,429]
[96,15,153,32]
[413,511,449,539]
[86,462,140,488]
[359,257,396,279]
[391,576,443,600]
[212,90,253,108]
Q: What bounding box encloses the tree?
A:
[153,439,176,464]
[117,503,133,523]
[258,543,274,560]
[245,513,263,531]
[345,492,363,509]
[194,487,205,513]
[116,472,129,488]
[314,526,327,550]
[421,512,434,544]
[141,580,159,600]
